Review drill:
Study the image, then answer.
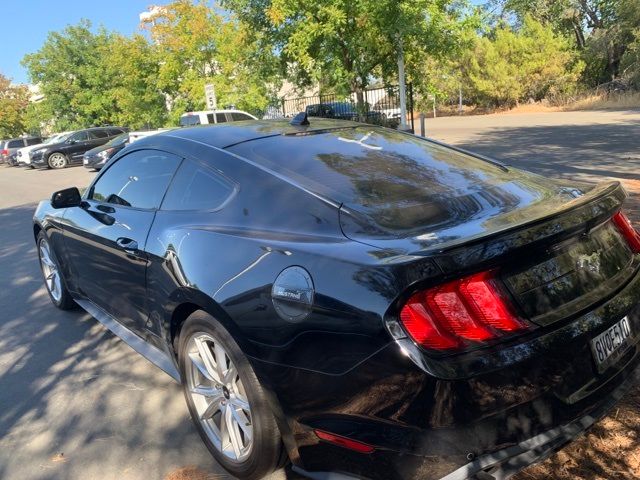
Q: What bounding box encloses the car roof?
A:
[160,118,361,149]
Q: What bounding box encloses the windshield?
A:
[52,132,73,143]
[105,133,129,146]
[180,114,201,127]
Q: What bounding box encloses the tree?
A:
[497,0,640,84]
[22,21,167,131]
[98,34,167,129]
[141,0,278,123]
[466,16,583,107]
[0,73,29,138]
[221,0,474,104]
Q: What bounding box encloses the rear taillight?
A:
[1,149,8,156]
[612,211,640,253]
[400,270,530,351]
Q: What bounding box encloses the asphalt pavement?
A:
[1,109,639,480]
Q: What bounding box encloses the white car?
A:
[179,109,257,127]
[17,131,73,167]
[128,128,175,143]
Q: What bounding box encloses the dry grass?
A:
[567,92,640,111]
[514,386,640,480]
[414,91,640,119]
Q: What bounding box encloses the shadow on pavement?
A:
[0,203,226,479]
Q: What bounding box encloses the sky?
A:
[1,0,159,84]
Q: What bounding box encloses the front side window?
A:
[162,159,235,211]
[69,131,89,142]
[26,137,42,146]
[90,149,181,209]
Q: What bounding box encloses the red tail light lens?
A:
[400,270,529,351]
[612,211,640,253]
[1,149,8,156]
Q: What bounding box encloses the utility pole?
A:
[397,34,410,131]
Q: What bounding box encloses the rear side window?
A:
[90,149,181,209]
[162,159,234,211]
[230,112,252,121]
[215,113,227,123]
[207,113,216,124]
[7,139,24,148]
[107,128,125,135]
[89,130,108,139]
[26,137,42,145]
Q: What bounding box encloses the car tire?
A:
[37,231,76,310]
[178,310,283,480]
[48,152,68,169]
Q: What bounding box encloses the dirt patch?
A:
[514,386,640,480]
[164,466,227,480]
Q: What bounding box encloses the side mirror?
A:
[51,187,82,209]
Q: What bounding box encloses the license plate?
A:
[590,316,632,370]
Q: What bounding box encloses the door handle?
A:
[116,237,139,253]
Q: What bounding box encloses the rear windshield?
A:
[228,127,546,230]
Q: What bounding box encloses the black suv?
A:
[305,101,386,125]
[31,127,127,169]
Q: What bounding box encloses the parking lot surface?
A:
[1,109,639,480]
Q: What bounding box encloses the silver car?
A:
[1,136,43,166]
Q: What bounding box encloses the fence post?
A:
[420,113,426,137]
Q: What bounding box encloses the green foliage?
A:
[498,0,640,86]
[222,0,474,97]
[465,16,584,107]
[0,74,29,138]
[141,0,279,123]
[22,21,167,131]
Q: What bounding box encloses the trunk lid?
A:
[341,181,636,327]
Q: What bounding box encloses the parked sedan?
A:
[31,126,127,169]
[83,133,129,170]
[34,119,640,480]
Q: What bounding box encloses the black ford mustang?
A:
[33,118,640,480]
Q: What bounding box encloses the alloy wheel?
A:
[185,332,253,462]
[39,238,62,302]
[49,153,67,169]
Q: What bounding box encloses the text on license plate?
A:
[591,316,632,367]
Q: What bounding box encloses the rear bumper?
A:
[253,268,640,480]
[440,357,640,480]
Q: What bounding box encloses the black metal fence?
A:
[281,84,414,131]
